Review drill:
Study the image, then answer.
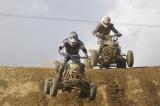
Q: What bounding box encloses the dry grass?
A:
[0,66,160,106]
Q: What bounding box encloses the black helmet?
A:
[69,31,78,39]
[68,36,78,46]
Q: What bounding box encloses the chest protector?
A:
[65,43,81,54]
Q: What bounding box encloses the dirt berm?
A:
[0,66,160,106]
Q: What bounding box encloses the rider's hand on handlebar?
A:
[95,33,103,38]
[59,52,68,56]
[84,54,89,58]
[116,33,122,37]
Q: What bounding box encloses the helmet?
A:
[101,16,111,26]
[68,36,78,46]
[69,31,78,39]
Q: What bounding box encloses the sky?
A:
[0,0,160,67]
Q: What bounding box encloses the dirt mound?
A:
[0,66,160,106]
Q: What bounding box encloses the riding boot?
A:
[58,64,65,82]
[93,48,101,66]
[93,54,99,66]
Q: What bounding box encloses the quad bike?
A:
[85,34,134,69]
[44,53,97,101]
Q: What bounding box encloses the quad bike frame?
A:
[85,34,134,69]
[44,54,97,100]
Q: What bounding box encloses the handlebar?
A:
[96,33,121,41]
[60,53,88,59]
[105,33,121,37]
[105,35,118,41]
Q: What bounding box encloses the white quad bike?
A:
[85,34,134,69]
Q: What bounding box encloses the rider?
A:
[92,16,122,66]
[58,31,88,82]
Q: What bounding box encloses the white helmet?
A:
[102,16,111,26]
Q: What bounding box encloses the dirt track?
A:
[0,66,160,106]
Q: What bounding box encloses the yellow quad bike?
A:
[44,54,97,101]
[85,34,134,69]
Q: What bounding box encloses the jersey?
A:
[58,38,87,55]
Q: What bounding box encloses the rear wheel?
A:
[127,50,134,67]
[117,59,126,68]
[50,78,59,97]
[91,51,98,67]
[79,86,89,98]
[89,83,97,101]
[79,81,90,98]
[104,63,109,69]
[44,78,52,94]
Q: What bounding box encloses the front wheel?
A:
[91,51,98,67]
[50,78,59,97]
[127,50,134,67]
[117,59,126,68]
[89,83,97,101]
[44,78,52,94]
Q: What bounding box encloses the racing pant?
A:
[58,54,71,82]
[93,40,105,66]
